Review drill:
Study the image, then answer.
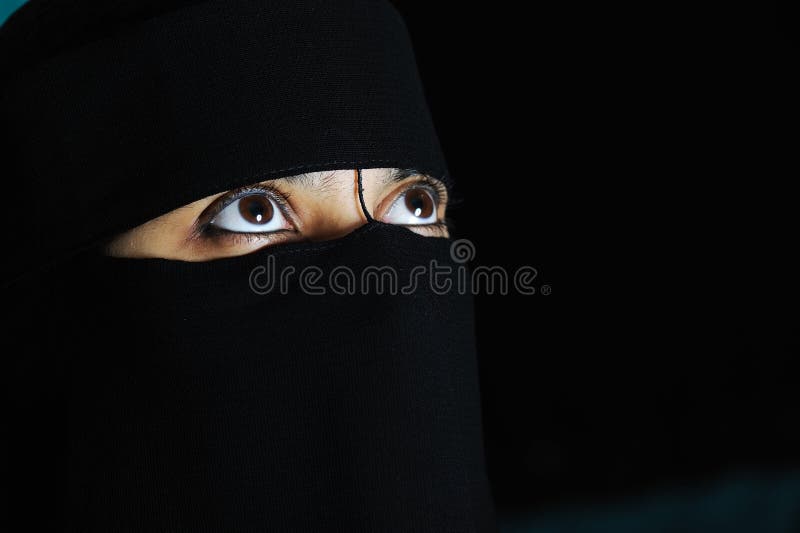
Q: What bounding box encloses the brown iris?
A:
[238,195,274,225]
[404,188,435,219]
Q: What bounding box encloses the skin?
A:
[106,168,449,261]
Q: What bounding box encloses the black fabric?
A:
[6,223,496,531]
[2,0,496,531]
[0,0,447,283]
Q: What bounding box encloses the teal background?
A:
[0,0,27,26]
[499,471,800,533]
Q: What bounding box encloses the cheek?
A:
[106,212,198,259]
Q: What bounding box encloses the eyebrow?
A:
[389,168,426,182]
[278,168,430,191]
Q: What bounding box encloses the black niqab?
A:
[2,1,497,531]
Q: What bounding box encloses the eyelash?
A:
[401,176,448,208]
[195,177,450,243]
[409,220,450,237]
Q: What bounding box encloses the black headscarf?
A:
[2,0,497,531]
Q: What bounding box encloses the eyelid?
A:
[193,184,297,237]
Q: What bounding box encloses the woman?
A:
[2,0,497,531]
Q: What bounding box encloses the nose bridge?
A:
[305,169,371,242]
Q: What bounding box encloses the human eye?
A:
[376,175,449,236]
[105,170,450,261]
[197,185,297,245]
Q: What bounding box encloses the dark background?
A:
[0,0,796,527]
[393,0,800,520]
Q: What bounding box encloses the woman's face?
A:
[106,167,449,260]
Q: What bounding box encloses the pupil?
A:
[405,189,434,219]
[238,196,273,225]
